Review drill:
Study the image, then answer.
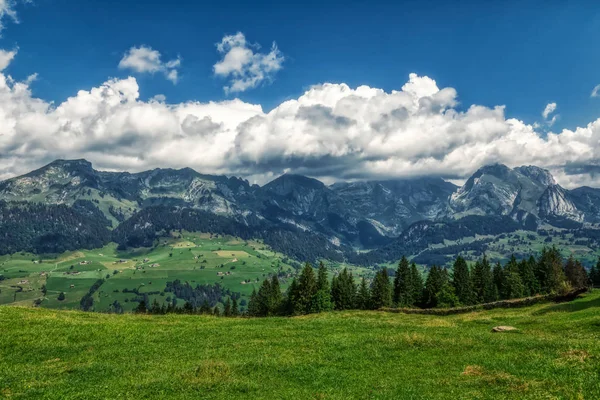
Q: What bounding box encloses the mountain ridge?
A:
[2,159,600,263]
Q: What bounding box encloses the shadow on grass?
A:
[532,294,600,315]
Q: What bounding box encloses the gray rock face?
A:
[447,164,585,224]
[569,186,600,222]
[538,185,583,222]
[449,164,522,217]
[331,178,457,236]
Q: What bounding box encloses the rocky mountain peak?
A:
[262,173,327,196]
[515,165,556,186]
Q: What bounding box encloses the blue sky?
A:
[3,0,599,127]
[1,0,600,187]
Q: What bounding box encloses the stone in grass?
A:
[491,326,518,333]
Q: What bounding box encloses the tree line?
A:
[133,297,241,317]
[247,247,596,316]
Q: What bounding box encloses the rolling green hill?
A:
[1,291,599,399]
[0,232,373,313]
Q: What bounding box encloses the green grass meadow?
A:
[1,291,599,399]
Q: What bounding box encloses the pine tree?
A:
[312,262,333,312]
[591,259,600,287]
[183,301,194,314]
[199,300,212,314]
[423,266,446,308]
[356,277,371,310]
[518,256,539,296]
[255,278,272,316]
[247,288,260,316]
[393,256,412,307]
[471,255,495,304]
[492,262,504,299]
[410,263,424,307]
[213,306,221,317]
[268,275,283,315]
[452,256,472,305]
[537,247,566,293]
[502,266,525,300]
[311,262,333,313]
[370,268,392,309]
[331,268,356,310]
[436,282,460,308]
[223,298,232,317]
[135,300,147,314]
[564,256,588,289]
[317,262,329,292]
[285,278,299,315]
[292,263,318,315]
[151,299,161,314]
[231,297,240,316]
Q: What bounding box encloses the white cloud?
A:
[119,46,181,84]
[0,0,19,33]
[0,48,16,70]
[149,94,166,103]
[213,32,284,94]
[3,56,600,189]
[591,84,600,98]
[542,102,556,119]
[542,102,558,126]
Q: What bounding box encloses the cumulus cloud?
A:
[591,84,600,98]
[119,46,181,84]
[213,32,284,94]
[3,57,600,188]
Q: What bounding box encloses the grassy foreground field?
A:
[1,292,599,399]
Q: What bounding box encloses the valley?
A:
[0,233,372,312]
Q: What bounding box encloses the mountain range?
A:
[1,159,600,263]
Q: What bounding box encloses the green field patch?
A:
[54,251,86,263]
[172,241,197,248]
[0,234,297,310]
[213,250,251,259]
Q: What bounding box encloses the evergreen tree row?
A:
[247,247,595,316]
[134,297,240,317]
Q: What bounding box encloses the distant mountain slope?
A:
[569,186,600,223]
[1,159,600,262]
[0,200,112,254]
[349,215,522,265]
[331,177,457,236]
